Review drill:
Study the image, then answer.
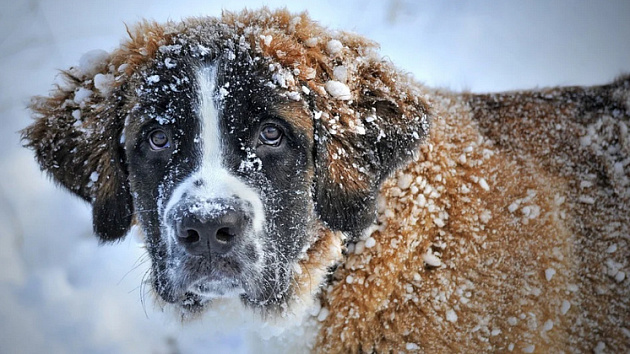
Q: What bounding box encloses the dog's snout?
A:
[176,200,246,256]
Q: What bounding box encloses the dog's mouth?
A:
[178,278,246,313]
[183,278,245,311]
[150,236,271,311]
[158,262,246,313]
[188,278,243,296]
[184,258,246,299]
[167,254,247,300]
[151,245,295,313]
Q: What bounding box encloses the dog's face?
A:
[23,9,430,316]
[126,53,318,309]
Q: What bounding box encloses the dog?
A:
[23,8,629,353]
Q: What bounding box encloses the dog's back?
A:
[317,77,630,353]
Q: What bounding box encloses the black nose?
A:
[176,200,246,256]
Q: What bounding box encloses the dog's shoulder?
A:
[318,81,630,352]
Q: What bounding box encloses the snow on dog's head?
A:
[22,8,430,318]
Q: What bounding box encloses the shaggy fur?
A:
[319,80,630,352]
[23,8,629,353]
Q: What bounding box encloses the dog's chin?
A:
[187,277,245,299]
[162,268,293,315]
[169,277,246,316]
[176,259,248,303]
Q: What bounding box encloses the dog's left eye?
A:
[259,124,283,146]
[149,130,170,150]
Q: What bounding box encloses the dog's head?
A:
[23,9,429,316]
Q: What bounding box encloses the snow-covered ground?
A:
[1,1,628,353]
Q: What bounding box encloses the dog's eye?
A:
[259,124,283,146]
[149,130,170,150]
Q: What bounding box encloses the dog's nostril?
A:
[216,227,234,244]
[182,229,200,244]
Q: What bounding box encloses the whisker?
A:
[117,252,150,285]
[139,268,152,319]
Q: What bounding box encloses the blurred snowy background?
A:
[1,1,629,353]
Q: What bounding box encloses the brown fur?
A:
[317,84,630,352]
[22,8,629,353]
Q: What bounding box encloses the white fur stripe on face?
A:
[198,64,222,174]
[162,63,265,237]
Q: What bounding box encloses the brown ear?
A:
[22,52,133,242]
[312,60,431,235]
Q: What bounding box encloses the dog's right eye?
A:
[149,130,170,150]
[259,124,283,147]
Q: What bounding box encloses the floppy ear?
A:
[22,51,133,242]
[311,59,431,235]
